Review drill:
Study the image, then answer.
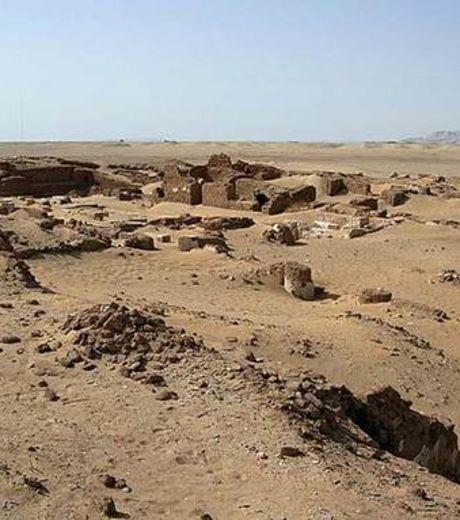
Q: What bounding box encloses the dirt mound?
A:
[59,302,204,383]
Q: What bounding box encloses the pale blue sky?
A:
[1,0,459,141]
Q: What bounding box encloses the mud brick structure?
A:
[0,158,96,196]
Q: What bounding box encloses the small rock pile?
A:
[59,303,203,384]
[432,269,460,286]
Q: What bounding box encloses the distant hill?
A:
[402,130,460,145]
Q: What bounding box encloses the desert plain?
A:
[0,141,458,519]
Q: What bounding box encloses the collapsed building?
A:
[148,153,316,215]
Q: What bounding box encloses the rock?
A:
[144,373,166,386]
[1,334,21,344]
[177,234,228,254]
[22,476,49,495]
[380,187,408,206]
[201,216,254,231]
[359,288,392,304]
[349,196,378,210]
[177,235,201,252]
[57,348,82,368]
[344,228,367,239]
[101,497,122,518]
[280,446,305,458]
[43,387,60,402]
[36,343,54,353]
[156,389,178,401]
[39,217,61,230]
[124,233,155,250]
[283,262,315,301]
[101,474,130,491]
[77,237,110,252]
[263,223,297,246]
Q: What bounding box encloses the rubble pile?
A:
[59,302,204,383]
[5,256,44,289]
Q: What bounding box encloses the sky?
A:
[0,0,459,141]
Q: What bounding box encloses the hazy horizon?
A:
[1,0,459,142]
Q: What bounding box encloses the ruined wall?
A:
[0,162,96,197]
[201,180,237,208]
[166,181,202,205]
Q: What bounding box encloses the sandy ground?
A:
[0,143,459,519]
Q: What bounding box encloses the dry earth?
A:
[0,142,459,519]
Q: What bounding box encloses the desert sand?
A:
[0,142,459,519]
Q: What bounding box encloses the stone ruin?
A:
[249,261,316,300]
[0,157,97,197]
[283,376,460,482]
[148,154,316,215]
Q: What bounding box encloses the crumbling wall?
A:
[285,379,460,483]
[201,179,237,208]
[0,161,96,196]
